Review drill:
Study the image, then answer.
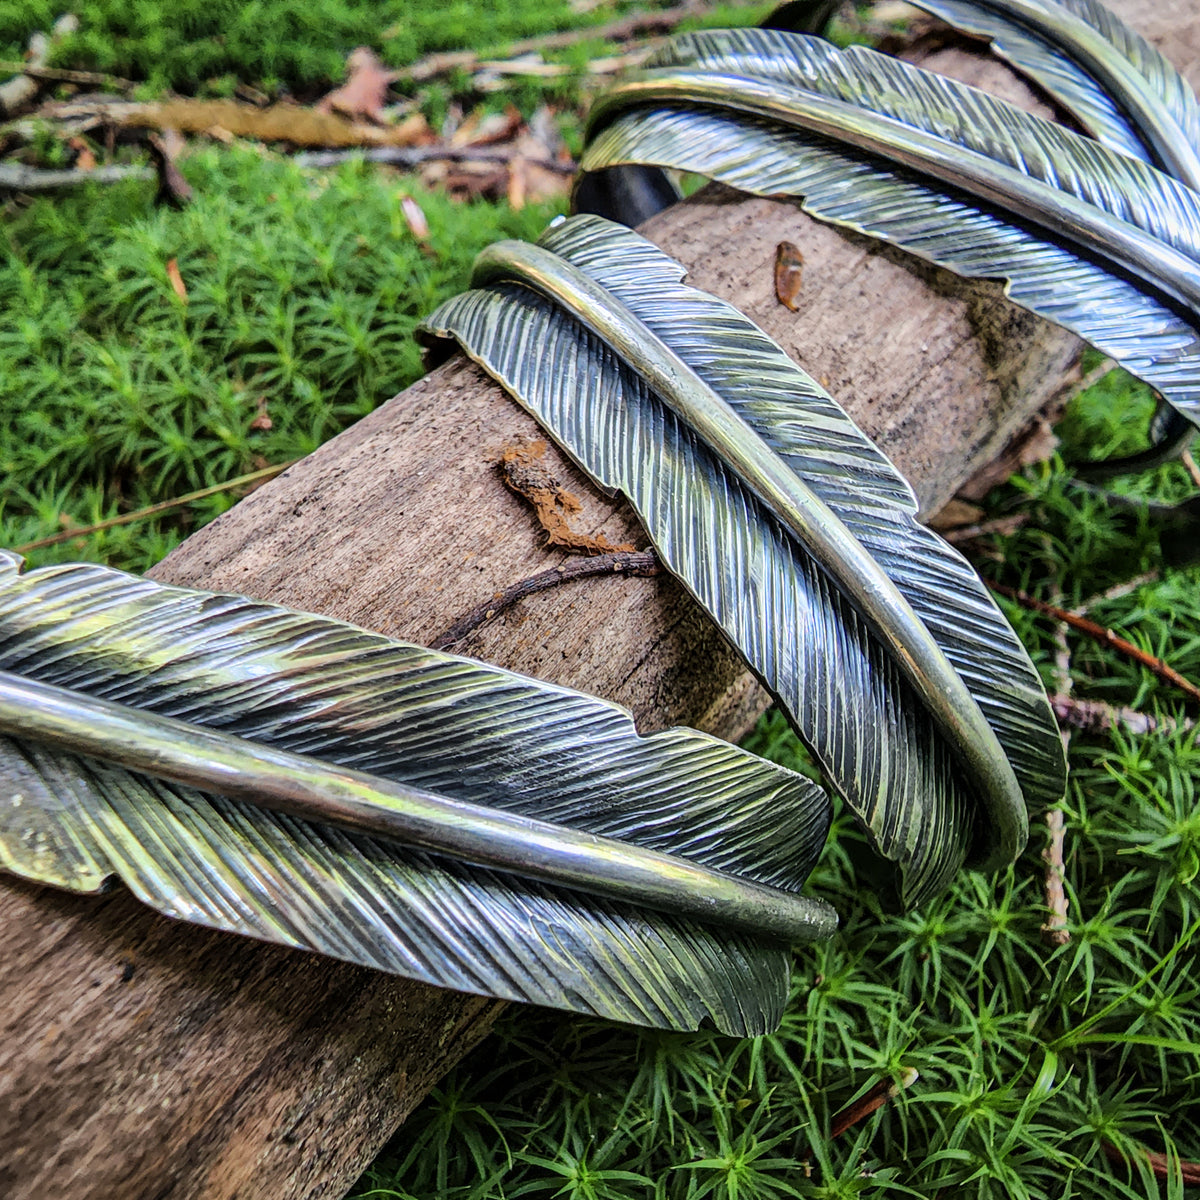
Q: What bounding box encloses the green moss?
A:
[0,147,563,571]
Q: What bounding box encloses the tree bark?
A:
[0,3,1190,1196]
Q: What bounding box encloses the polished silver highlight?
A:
[581,29,1200,441]
[0,672,837,945]
[470,238,1027,860]
[903,0,1200,184]
[0,551,833,1034]
[423,215,1067,905]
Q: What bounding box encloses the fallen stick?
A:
[989,582,1200,708]
[0,161,153,190]
[0,4,1185,1198]
[396,0,751,83]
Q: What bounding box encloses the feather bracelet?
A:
[579,22,1200,475]
[0,549,835,1034]
[421,214,1065,911]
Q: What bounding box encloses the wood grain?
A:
[1,3,1190,1196]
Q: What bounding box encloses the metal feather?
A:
[581,28,1200,444]
[0,550,835,1034]
[422,215,1065,908]
[878,0,1200,184]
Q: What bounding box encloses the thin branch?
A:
[988,581,1200,707]
[1050,693,1193,739]
[830,1069,919,1138]
[0,61,136,91]
[1102,1139,1200,1186]
[0,161,153,191]
[1183,446,1200,489]
[293,145,574,174]
[1074,571,1161,614]
[1042,610,1071,948]
[431,550,661,649]
[394,0,746,83]
[13,462,296,553]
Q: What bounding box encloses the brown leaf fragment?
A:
[450,103,523,148]
[67,136,96,170]
[165,257,188,304]
[249,396,272,432]
[400,194,431,246]
[316,47,398,125]
[927,498,984,532]
[774,240,805,312]
[500,440,635,555]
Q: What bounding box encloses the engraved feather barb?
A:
[422,215,1066,909]
[580,28,1200,443]
[0,550,835,1035]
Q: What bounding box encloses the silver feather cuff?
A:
[421,214,1065,911]
[0,549,836,1034]
[578,22,1200,472]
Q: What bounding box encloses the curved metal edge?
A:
[585,69,1200,324]
[950,0,1200,189]
[0,670,839,945]
[467,234,1030,872]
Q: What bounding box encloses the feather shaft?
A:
[0,669,837,942]
[910,0,1200,186]
[472,236,1026,865]
[588,69,1200,318]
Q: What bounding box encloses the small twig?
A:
[395,0,744,83]
[989,581,1200,707]
[1074,571,1161,614]
[1102,1139,1200,1185]
[145,130,193,207]
[1041,609,1071,947]
[1183,447,1200,489]
[829,1069,919,1138]
[431,551,661,649]
[293,144,574,174]
[0,61,136,91]
[0,161,153,191]
[12,462,296,553]
[942,513,1029,545]
[1050,693,1193,739]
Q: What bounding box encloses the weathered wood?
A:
[0,3,1191,1196]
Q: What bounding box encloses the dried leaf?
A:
[773,240,804,311]
[927,499,985,532]
[500,440,635,554]
[165,258,188,304]
[316,46,398,125]
[67,136,96,171]
[400,194,431,246]
[249,395,272,432]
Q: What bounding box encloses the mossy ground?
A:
[1,3,1198,1197]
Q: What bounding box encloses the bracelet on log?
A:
[421,214,1065,910]
[0,551,835,1035]
[578,16,1200,477]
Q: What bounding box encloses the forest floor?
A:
[1,2,1198,1197]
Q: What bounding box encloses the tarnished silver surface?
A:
[581,29,1200,443]
[0,672,837,945]
[898,0,1200,186]
[0,550,834,1034]
[422,215,1067,907]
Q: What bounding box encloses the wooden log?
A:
[0,3,1190,1195]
